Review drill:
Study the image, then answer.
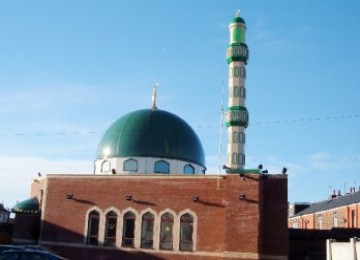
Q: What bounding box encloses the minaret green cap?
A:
[231,9,245,24]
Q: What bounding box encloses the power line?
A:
[0,113,359,138]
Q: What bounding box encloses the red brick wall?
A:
[260,175,288,256]
[26,173,287,259]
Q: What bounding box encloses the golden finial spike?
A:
[236,9,240,17]
[151,83,159,110]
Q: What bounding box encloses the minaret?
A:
[225,10,249,172]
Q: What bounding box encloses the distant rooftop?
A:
[292,190,360,217]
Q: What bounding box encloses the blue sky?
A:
[0,1,359,208]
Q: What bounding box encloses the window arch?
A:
[123,158,138,172]
[104,211,117,246]
[232,153,238,164]
[184,164,195,174]
[234,66,240,77]
[232,132,239,143]
[154,160,170,174]
[231,153,245,165]
[101,160,111,173]
[239,153,245,165]
[160,213,174,250]
[122,211,136,247]
[86,210,100,245]
[239,86,246,98]
[179,213,194,251]
[141,212,154,249]
[240,67,246,78]
[239,132,245,144]
[233,86,240,97]
[333,212,338,227]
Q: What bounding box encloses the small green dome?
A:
[232,17,245,24]
[96,109,205,167]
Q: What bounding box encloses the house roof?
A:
[293,191,360,217]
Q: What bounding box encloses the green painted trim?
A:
[226,43,248,64]
[225,106,249,127]
[225,121,248,127]
[226,169,261,174]
[228,42,248,48]
[227,57,248,64]
[226,106,247,111]
[12,197,40,214]
[231,17,245,24]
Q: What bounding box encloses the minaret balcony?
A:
[226,43,249,64]
[225,106,249,127]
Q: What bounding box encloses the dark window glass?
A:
[86,210,99,245]
[239,132,245,144]
[233,132,238,143]
[154,160,170,174]
[180,214,194,251]
[141,212,154,249]
[104,211,117,246]
[233,86,240,97]
[123,159,138,172]
[160,213,174,250]
[240,67,246,78]
[184,164,195,174]
[234,66,240,77]
[232,153,238,164]
[240,86,246,98]
[122,212,135,247]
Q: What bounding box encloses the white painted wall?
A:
[94,157,205,175]
[327,238,360,260]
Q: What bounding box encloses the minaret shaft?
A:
[225,11,249,172]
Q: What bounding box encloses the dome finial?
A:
[151,83,159,110]
[236,9,240,18]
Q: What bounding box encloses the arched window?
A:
[239,86,246,98]
[123,158,138,172]
[101,160,111,173]
[160,213,174,250]
[239,153,245,165]
[233,86,240,97]
[333,212,338,227]
[86,210,99,245]
[141,212,154,249]
[184,164,195,174]
[239,132,245,144]
[233,132,239,143]
[234,66,240,77]
[104,211,117,246]
[122,212,135,247]
[179,214,194,251]
[154,160,170,174]
[240,67,246,78]
[232,153,238,164]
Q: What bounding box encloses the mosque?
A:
[12,11,288,260]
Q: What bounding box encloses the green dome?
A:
[96,109,205,167]
[232,17,245,24]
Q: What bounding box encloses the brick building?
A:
[288,189,360,230]
[288,190,360,259]
[0,204,10,224]
[12,11,289,260]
